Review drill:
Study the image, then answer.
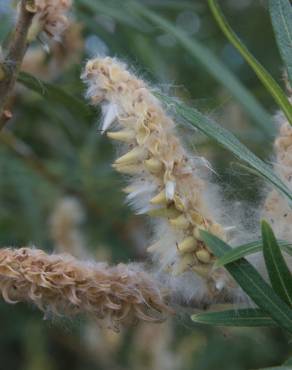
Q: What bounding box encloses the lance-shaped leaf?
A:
[156,93,292,203]
[200,231,292,334]
[215,240,292,267]
[130,2,274,136]
[208,0,292,126]
[269,0,292,86]
[191,308,277,327]
[262,220,292,306]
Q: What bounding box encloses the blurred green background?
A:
[0,0,291,369]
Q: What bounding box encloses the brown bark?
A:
[0,0,35,128]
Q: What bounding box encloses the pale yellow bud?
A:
[107,130,136,142]
[112,164,141,174]
[193,226,206,240]
[177,237,197,254]
[144,158,163,174]
[136,125,150,145]
[190,211,204,225]
[174,195,185,212]
[196,249,211,264]
[147,207,180,219]
[115,147,145,165]
[209,223,225,239]
[173,254,196,276]
[150,190,168,205]
[169,215,189,229]
[192,265,210,277]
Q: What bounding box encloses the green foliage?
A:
[200,230,292,334]
[194,221,292,367]
[262,220,292,306]
[1,0,292,369]
[157,92,292,202]
[269,0,292,86]
[131,1,274,136]
[215,240,292,267]
[208,0,292,126]
[192,309,277,328]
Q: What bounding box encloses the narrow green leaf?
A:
[191,308,277,327]
[156,93,292,203]
[130,2,274,136]
[269,0,292,86]
[215,240,292,267]
[200,231,292,334]
[208,0,292,126]
[262,220,292,306]
[17,72,92,120]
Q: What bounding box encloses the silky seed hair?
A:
[0,247,170,330]
[82,57,234,300]
[262,95,292,242]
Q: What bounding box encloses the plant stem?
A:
[0,0,35,128]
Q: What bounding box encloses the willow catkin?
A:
[82,57,234,300]
[22,23,83,79]
[26,0,72,40]
[0,247,170,329]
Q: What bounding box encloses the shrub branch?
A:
[0,0,35,129]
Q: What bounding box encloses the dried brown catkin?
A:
[0,247,170,329]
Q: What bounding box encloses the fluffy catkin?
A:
[26,0,71,40]
[23,23,83,78]
[263,96,292,241]
[82,57,234,301]
[0,247,170,330]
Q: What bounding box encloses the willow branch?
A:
[0,0,35,129]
